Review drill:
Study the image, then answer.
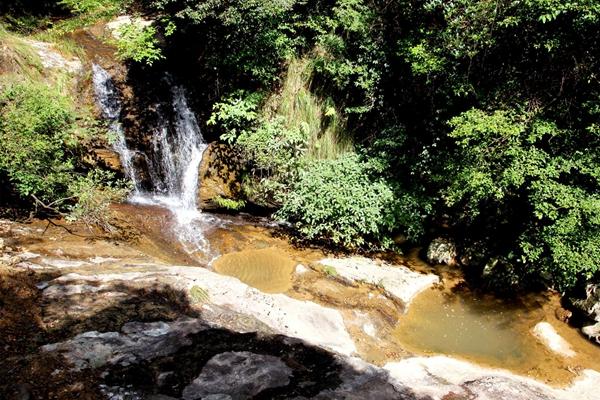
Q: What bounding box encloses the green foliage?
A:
[59,0,121,15]
[207,90,262,144]
[208,58,353,206]
[53,0,130,32]
[70,0,600,290]
[0,79,76,203]
[213,196,246,211]
[152,0,300,84]
[114,22,163,65]
[273,57,351,160]
[276,153,426,249]
[0,76,129,230]
[307,0,384,113]
[445,108,600,290]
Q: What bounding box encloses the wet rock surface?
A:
[574,284,600,344]
[426,238,458,266]
[42,318,209,370]
[26,40,83,74]
[198,143,243,210]
[318,257,439,307]
[532,322,576,358]
[385,356,600,400]
[40,265,357,356]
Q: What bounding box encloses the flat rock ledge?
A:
[575,283,600,345]
[582,322,600,345]
[42,265,357,356]
[31,261,600,400]
[319,256,439,307]
[385,356,600,400]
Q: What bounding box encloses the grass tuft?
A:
[265,57,352,161]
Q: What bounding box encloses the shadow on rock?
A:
[1,267,426,400]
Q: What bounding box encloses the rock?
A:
[531,322,576,358]
[39,257,91,268]
[581,322,600,345]
[295,264,309,274]
[43,266,357,356]
[554,306,572,323]
[573,283,600,344]
[0,220,12,235]
[43,283,107,298]
[385,355,600,400]
[463,376,560,400]
[42,318,208,370]
[198,143,243,210]
[176,266,358,355]
[18,251,41,261]
[0,238,4,252]
[309,356,408,399]
[182,352,292,400]
[26,40,83,74]
[459,241,488,267]
[318,257,439,307]
[580,284,600,321]
[426,238,458,266]
[89,256,119,264]
[87,148,124,173]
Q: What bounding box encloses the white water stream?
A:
[92,64,211,255]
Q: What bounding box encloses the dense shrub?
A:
[445,108,600,290]
[0,79,128,228]
[0,80,76,203]
[276,153,426,249]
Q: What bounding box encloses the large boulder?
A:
[181,352,292,400]
[197,143,243,210]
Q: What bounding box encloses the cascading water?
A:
[91,64,139,193]
[92,64,211,255]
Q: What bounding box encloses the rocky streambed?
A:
[1,205,600,400]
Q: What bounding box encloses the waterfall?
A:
[91,64,139,193]
[91,64,210,255]
[149,84,207,211]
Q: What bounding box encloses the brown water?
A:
[392,287,600,384]
[394,288,540,363]
[212,247,296,293]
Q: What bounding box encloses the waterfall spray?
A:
[92,64,211,255]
